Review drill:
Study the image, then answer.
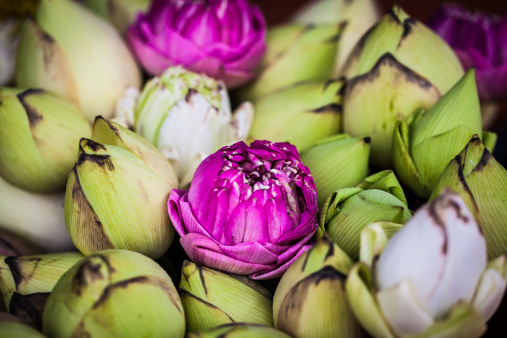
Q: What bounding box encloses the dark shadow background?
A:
[250,1,507,336]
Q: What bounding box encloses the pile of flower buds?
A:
[0,0,506,337]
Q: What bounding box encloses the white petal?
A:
[229,102,254,141]
[217,80,232,116]
[377,279,434,336]
[113,85,139,129]
[425,193,487,317]
[376,205,447,307]
[473,268,507,321]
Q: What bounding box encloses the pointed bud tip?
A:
[363,137,371,144]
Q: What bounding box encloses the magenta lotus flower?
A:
[428,4,507,101]
[127,0,266,88]
[167,140,319,280]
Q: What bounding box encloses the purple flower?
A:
[167,140,318,280]
[127,0,266,88]
[428,4,507,101]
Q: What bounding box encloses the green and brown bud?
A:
[273,235,361,337]
[0,229,39,256]
[42,250,185,338]
[319,170,410,260]
[248,80,343,152]
[0,88,91,193]
[187,323,290,338]
[0,312,45,338]
[300,134,370,207]
[431,136,507,259]
[393,69,496,198]
[65,136,177,259]
[0,252,84,329]
[179,261,273,332]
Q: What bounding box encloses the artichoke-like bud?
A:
[65,138,177,259]
[431,136,507,259]
[319,170,410,260]
[0,175,74,252]
[291,0,380,76]
[300,134,370,207]
[0,312,45,338]
[238,23,341,101]
[179,261,273,332]
[346,190,507,338]
[273,235,361,337]
[0,229,39,256]
[393,69,496,198]
[188,323,290,338]
[16,0,141,121]
[80,0,150,33]
[0,252,84,329]
[343,5,464,168]
[0,88,91,192]
[42,250,185,338]
[248,80,342,152]
[125,66,253,187]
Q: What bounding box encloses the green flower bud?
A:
[393,69,496,198]
[65,138,176,259]
[273,235,361,337]
[319,170,411,260]
[187,323,290,338]
[16,0,141,121]
[431,136,507,259]
[238,23,341,101]
[179,261,273,332]
[291,0,380,76]
[249,80,343,152]
[42,250,184,337]
[342,5,464,168]
[0,88,91,193]
[81,0,150,33]
[0,252,84,329]
[300,134,370,207]
[0,175,73,252]
[0,312,45,338]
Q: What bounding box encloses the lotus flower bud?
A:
[65,137,177,259]
[393,69,496,198]
[273,235,361,337]
[79,0,150,33]
[431,136,507,259]
[0,312,44,338]
[0,252,84,329]
[248,80,342,152]
[168,141,319,280]
[343,5,464,168]
[42,250,185,338]
[0,88,91,193]
[125,66,253,188]
[300,134,370,207]
[180,261,273,332]
[187,323,290,338]
[238,23,341,101]
[0,175,74,252]
[16,0,141,121]
[319,170,411,260]
[0,230,39,256]
[346,190,507,338]
[291,0,380,76]
[0,19,20,86]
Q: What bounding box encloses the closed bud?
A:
[301,134,370,207]
[393,69,496,197]
[431,135,507,259]
[238,23,341,101]
[188,323,290,338]
[248,80,343,152]
[179,261,273,332]
[0,252,84,329]
[0,229,39,256]
[319,170,410,259]
[273,235,361,337]
[65,138,176,259]
[0,312,45,338]
[16,0,141,121]
[42,250,185,338]
[0,88,91,193]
